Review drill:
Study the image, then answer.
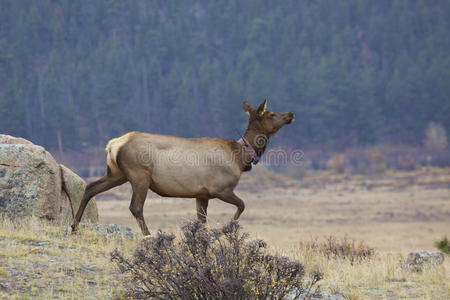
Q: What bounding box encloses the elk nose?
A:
[286,112,294,124]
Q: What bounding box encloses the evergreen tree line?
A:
[0,0,449,150]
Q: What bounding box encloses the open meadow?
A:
[2,1,450,299]
[96,167,450,253]
[93,166,449,299]
[1,167,449,299]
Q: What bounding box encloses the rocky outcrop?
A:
[285,288,345,300]
[60,164,98,223]
[402,251,445,272]
[0,134,98,224]
[93,224,137,240]
[0,134,33,145]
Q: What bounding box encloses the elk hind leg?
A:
[71,173,126,233]
[196,198,209,223]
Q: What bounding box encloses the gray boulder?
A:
[60,164,98,223]
[285,288,345,300]
[93,224,137,240]
[0,135,98,224]
[402,251,445,272]
[0,134,33,145]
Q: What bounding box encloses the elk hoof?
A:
[70,224,78,234]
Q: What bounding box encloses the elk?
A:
[71,99,294,235]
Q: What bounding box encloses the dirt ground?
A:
[95,167,450,253]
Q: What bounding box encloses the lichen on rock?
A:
[0,134,98,224]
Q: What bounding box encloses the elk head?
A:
[243,99,294,137]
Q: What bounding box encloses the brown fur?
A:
[71,99,294,235]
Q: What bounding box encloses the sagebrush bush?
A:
[111,220,322,300]
[366,148,388,174]
[435,236,450,255]
[327,154,347,173]
[424,122,448,151]
[300,235,375,265]
[396,154,417,170]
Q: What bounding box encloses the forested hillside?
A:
[0,0,449,150]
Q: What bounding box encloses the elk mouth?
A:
[285,113,294,124]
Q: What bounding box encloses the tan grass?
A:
[0,216,449,299]
[1,167,449,299]
[288,245,450,299]
[0,217,138,299]
[96,167,450,252]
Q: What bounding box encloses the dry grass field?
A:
[96,167,450,253]
[0,167,449,299]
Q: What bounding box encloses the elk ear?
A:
[256,99,268,117]
[243,100,254,116]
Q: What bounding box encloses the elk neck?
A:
[242,122,269,157]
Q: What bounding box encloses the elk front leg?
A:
[216,190,245,220]
[129,181,150,236]
[196,198,209,223]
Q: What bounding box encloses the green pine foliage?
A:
[435,236,450,255]
[0,0,449,150]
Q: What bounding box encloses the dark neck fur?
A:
[243,120,269,157]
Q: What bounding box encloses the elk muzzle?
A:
[285,112,294,124]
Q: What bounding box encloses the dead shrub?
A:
[396,154,417,170]
[327,153,347,173]
[366,148,387,174]
[112,220,322,300]
[424,122,448,151]
[300,235,375,265]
